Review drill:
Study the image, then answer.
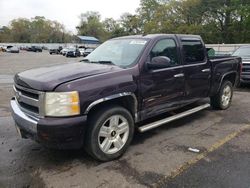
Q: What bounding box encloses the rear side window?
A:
[181,40,205,64]
[150,39,179,66]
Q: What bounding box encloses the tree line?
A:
[77,0,250,44]
[1,0,250,44]
[0,16,72,43]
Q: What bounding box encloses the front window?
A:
[232,47,250,58]
[150,39,180,67]
[84,39,148,68]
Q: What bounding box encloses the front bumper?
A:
[10,99,87,149]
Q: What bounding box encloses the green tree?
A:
[201,0,250,43]
[103,18,126,38]
[0,26,12,42]
[0,16,71,43]
[9,18,31,42]
[76,11,107,41]
[120,13,142,35]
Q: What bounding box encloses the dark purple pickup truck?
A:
[11,34,241,161]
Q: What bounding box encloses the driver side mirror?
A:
[147,56,171,69]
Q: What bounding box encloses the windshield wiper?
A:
[89,60,115,65]
[97,61,115,65]
[80,59,115,65]
[79,58,90,62]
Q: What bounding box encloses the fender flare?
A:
[84,92,139,122]
[216,71,237,93]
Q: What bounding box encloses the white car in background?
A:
[83,48,94,57]
[8,46,20,53]
[79,48,85,56]
[60,47,72,56]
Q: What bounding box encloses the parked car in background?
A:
[7,46,19,53]
[66,48,81,57]
[83,48,94,57]
[42,46,48,50]
[2,45,13,52]
[27,46,42,52]
[79,48,85,56]
[60,47,71,56]
[232,46,250,84]
[49,46,62,55]
[20,46,28,51]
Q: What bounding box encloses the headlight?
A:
[45,91,80,117]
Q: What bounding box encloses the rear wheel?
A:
[85,105,134,161]
[210,81,233,110]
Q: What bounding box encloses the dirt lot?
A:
[0,51,250,188]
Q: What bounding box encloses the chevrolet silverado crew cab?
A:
[11,34,241,161]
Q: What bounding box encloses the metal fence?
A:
[206,44,250,54]
[0,43,99,49]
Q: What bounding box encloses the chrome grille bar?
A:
[14,85,45,117]
[13,86,39,106]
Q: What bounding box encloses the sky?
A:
[0,0,141,33]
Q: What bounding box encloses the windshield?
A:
[232,47,250,58]
[85,38,148,68]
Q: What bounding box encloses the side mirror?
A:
[147,56,171,69]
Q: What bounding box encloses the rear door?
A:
[180,37,211,101]
[140,37,185,119]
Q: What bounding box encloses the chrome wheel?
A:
[221,85,232,107]
[98,115,129,154]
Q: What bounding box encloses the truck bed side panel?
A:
[209,57,241,96]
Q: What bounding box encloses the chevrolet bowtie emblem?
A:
[16,91,21,101]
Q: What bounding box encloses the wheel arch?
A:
[217,71,237,93]
[84,92,138,122]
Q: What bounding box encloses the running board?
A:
[138,103,210,133]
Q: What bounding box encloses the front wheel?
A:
[85,105,134,161]
[210,81,233,110]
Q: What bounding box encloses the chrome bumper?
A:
[10,99,38,134]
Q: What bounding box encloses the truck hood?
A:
[14,62,121,91]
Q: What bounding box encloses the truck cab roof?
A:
[115,34,202,40]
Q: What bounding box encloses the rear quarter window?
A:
[181,40,205,64]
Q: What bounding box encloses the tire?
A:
[85,105,134,161]
[210,81,233,110]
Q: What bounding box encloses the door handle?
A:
[174,73,184,78]
[202,69,210,72]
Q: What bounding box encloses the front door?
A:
[140,38,185,119]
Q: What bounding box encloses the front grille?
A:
[19,102,39,114]
[14,85,44,117]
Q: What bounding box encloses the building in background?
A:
[75,36,100,48]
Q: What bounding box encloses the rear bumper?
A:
[11,99,87,149]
